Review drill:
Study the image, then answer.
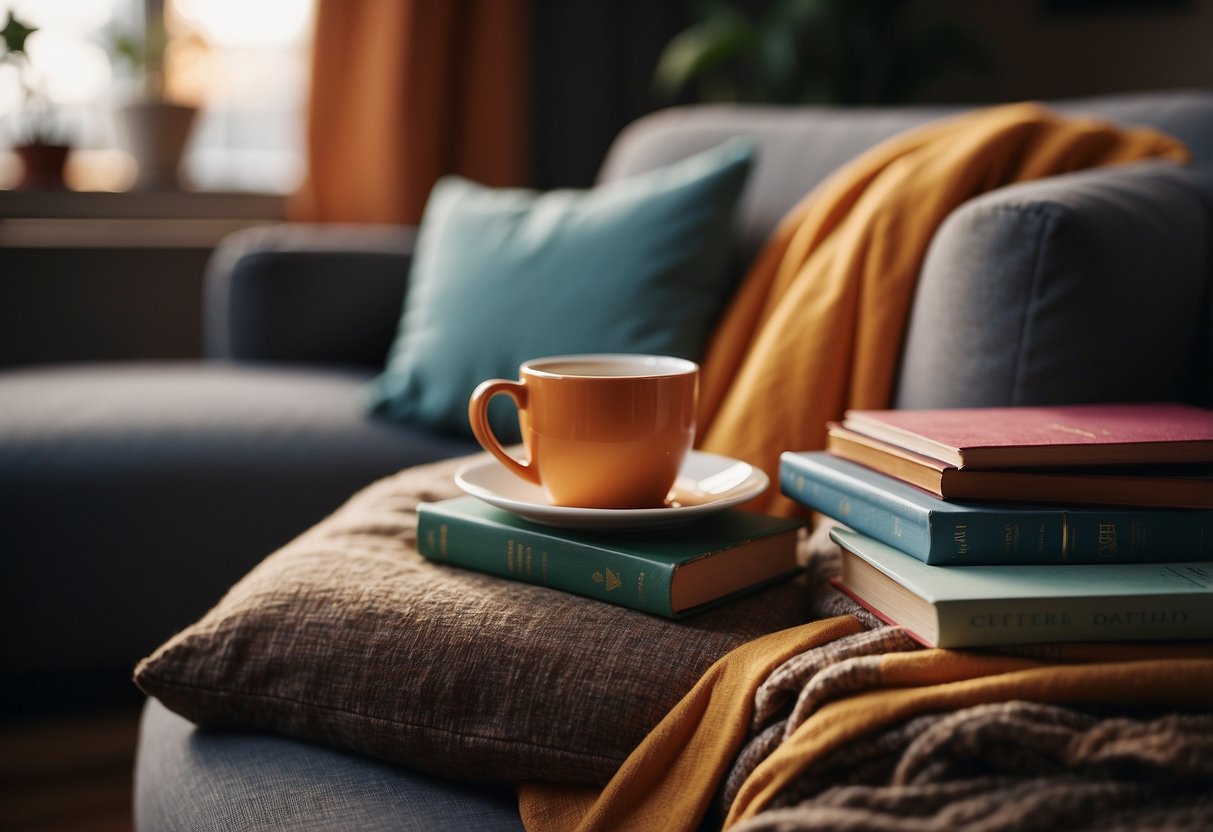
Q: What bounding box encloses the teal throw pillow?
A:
[365,138,755,440]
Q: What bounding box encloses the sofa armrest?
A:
[204,223,417,366]
[893,161,1213,409]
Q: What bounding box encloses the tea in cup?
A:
[468,354,698,509]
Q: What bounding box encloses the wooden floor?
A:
[0,707,141,832]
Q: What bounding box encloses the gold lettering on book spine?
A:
[1098,522,1118,557]
[1002,523,1019,554]
[592,568,622,592]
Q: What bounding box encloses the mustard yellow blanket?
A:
[517,104,1200,830]
[693,102,1188,517]
[519,620,1213,831]
[518,538,1213,830]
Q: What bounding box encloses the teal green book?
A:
[416,496,803,618]
[830,526,1213,648]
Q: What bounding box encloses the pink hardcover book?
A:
[841,402,1213,468]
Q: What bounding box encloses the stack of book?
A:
[780,402,1213,647]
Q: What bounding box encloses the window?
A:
[0,0,314,194]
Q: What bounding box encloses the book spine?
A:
[1064,511,1213,561]
[780,457,934,560]
[936,593,1213,648]
[782,455,1213,565]
[416,506,677,617]
[781,455,1060,565]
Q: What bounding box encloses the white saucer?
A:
[454,450,769,531]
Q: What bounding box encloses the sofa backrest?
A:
[599,90,1213,268]
[894,161,1213,410]
[598,90,1213,409]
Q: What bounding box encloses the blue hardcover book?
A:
[781,451,1213,565]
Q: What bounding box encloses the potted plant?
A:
[654,0,994,106]
[109,3,196,190]
[2,11,73,189]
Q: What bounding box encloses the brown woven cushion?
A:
[134,453,813,784]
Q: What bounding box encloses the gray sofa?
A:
[0,228,481,710]
[2,90,1211,827]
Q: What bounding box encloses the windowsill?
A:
[0,189,288,248]
[0,188,287,219]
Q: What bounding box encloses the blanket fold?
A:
[725,652,1213,827]
[728,703,1213,832]
[693,102,1189,516]
[517,616,865,832]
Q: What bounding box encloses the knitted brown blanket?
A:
[731,702,1213,832]
[720,527,1213,832]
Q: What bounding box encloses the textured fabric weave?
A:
[135,453,815,784]
[517,616,864,832]
[722,527,1213,827]
[730,703,1213,832]
[726,647,1213,827]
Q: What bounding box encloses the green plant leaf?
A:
[656,0,994,106]
[1,11,36,56]
[653,15,757,100]
[110,33,143,66]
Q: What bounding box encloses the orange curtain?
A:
[292,0,531,224]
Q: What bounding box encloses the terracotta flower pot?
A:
[15,142,70,190]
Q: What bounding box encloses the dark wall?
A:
[935,0,1213,103]
[529,0,1213,189]
[532,0,691,188]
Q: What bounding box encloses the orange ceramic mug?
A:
[468,354,699,509]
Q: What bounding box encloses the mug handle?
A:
[468,379,540,485]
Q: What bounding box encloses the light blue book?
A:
[830,526,1213,647]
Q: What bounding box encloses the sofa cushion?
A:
[0,362,479,677]
[893,161,1213,409]
[135,698,525,832]
[365,138,754,441]
[134,454,814,785]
